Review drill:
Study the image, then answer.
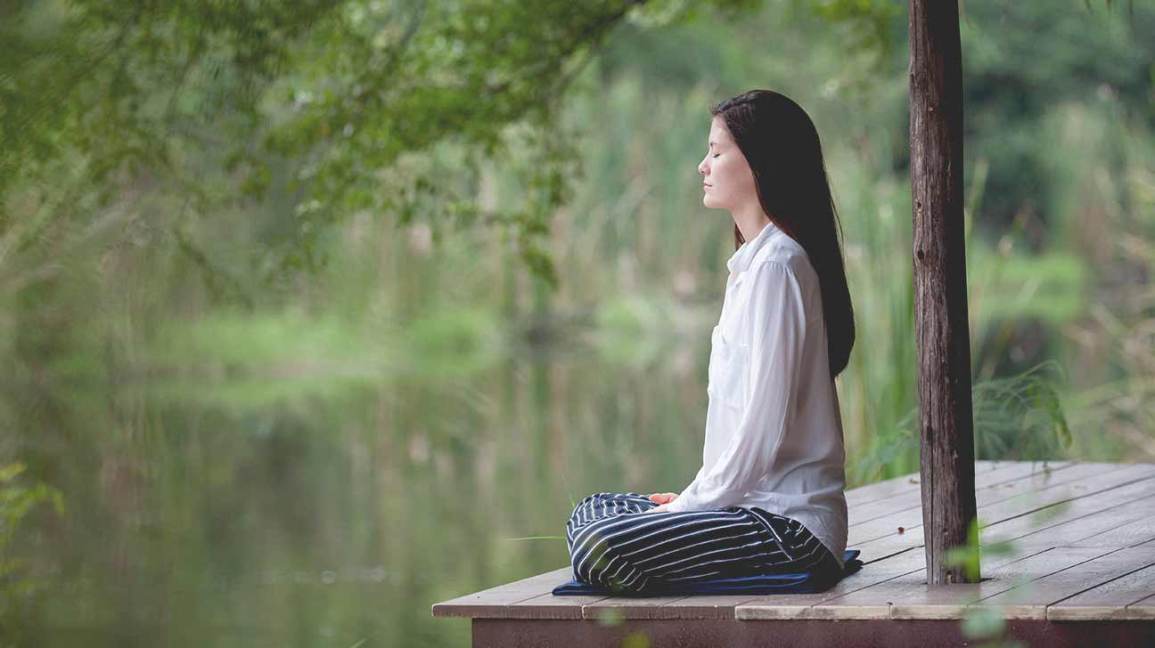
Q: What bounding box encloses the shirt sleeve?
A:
[665,261,809,512]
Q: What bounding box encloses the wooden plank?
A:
[976,546,1155,619]
[846,472,925,506]
[741,541,1080,621]
[886,547,1116,619]
[848,460,1072,526]
[1128,591,1155,620]
[796,545,1097,620]
[985,479,1155,547]
[584,593,751,621]
[849,461,1118,547]
[1066,513,1155,548]
[736,547,930,620]
[509,591,610,620]
[1048,563,1155,620]
[849,463,1155,561]
[850,462,1143,546]
[846,460,1008,507]
[858,473,1155,561]
[432,568,574,618]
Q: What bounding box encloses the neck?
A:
[731,201,770,242]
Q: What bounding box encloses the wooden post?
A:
[908,0,979,584]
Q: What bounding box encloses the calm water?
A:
[5,317,768,647]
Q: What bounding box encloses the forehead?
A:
[708,117,730,144]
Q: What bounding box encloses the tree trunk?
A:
[908,0,979,585]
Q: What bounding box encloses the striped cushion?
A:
[552,549,862,597]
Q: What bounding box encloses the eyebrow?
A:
[709,141,717,147]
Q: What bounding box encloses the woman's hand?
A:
[644,492,678,513]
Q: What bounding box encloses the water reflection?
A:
[6,310,726,647]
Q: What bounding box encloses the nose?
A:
[698,157,708,177]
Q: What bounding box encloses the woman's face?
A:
[698,116,757,211]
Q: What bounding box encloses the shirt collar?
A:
[725,219,781,275]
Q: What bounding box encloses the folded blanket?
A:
[552,549,862,597]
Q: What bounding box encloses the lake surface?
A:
[6,314,793,647]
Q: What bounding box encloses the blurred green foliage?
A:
[0,1,1152,645]
[0,463,63,645]
[1,0,781,292]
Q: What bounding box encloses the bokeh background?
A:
[1,0,1152,646]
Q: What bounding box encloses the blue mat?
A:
[552,549,862,597]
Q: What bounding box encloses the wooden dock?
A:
[433,461,1155,647]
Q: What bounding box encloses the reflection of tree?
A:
[0,463,62,642]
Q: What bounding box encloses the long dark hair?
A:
[711,89,855,379]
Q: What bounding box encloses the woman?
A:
[564,90,856,594]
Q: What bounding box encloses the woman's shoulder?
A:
[747,243,821,315]
[750,240,818,287]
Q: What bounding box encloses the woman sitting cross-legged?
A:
[565,89,855,595]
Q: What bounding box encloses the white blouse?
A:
[663,219,849,569]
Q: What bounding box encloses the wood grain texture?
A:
[846,459,1005,507]
[977,546,1155,619]
[848,462,1155,560]
[431,567,574,618]
[848,460,1071,526]
[1049,563,1155,620]
[908,0,977,585]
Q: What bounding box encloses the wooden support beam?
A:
[908,0,979,584]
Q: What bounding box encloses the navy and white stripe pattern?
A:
[565,491,839,594]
